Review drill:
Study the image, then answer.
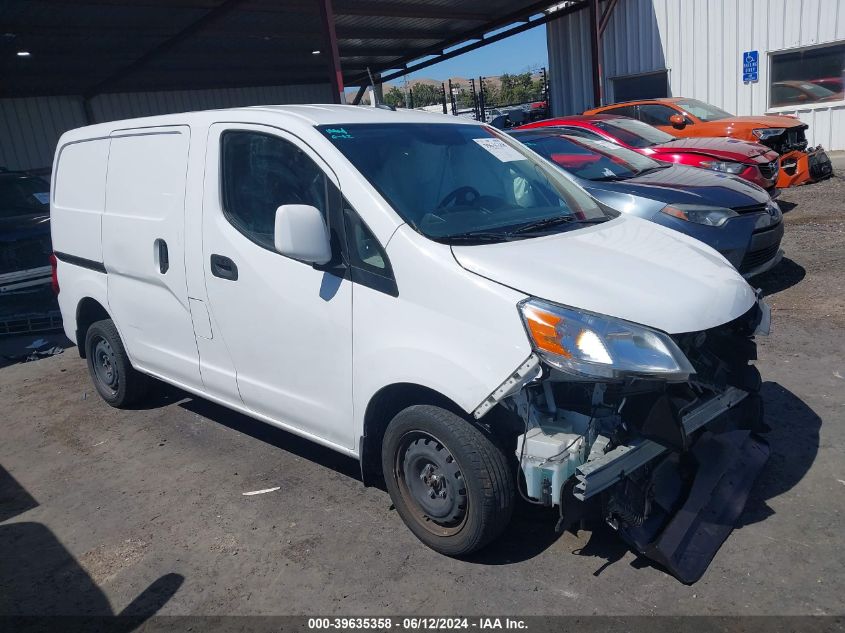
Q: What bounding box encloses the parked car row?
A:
[51,105,773,584]
[509,128,783,277]
[584,97,833,187]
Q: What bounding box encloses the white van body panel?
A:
[453,215,757,334]
[102,126,202,389]
[199,122,354,449]
[352,224,532,442]
[51,137,109,263]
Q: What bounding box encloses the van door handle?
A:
[155,238,169,274]
[210,254,238,281]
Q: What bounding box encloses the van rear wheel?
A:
[85,319,149,408]
[382,405,514,556]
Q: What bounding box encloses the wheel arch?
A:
[75,297,111,358]
[359,382,465,487]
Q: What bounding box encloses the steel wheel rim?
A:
[92,336,119,394]
[394,431,468,537]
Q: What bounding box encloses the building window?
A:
[610,70,668,103]
[770,42,845,108]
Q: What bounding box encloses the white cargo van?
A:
[51,105,770,583]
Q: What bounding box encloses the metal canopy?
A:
[0,0,588,100]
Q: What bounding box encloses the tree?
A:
[498,72,542,106]
[409,83,442,107]
[384,86,405,108]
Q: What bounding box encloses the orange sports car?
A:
[584,97,833,187]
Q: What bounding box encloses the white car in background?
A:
[51,105,770,583]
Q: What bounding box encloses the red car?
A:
[517,114,781,192]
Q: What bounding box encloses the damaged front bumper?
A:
[486,300,771,583]
[776,145,833,188]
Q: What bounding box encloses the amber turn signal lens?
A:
[523,305,571,358]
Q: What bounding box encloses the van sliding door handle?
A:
[210,254,238,281]
[155,238,169,274]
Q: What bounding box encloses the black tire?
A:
[85,319,149,408]
[382,405,514,556]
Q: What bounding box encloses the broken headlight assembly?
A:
[752,127,785,141]
[660,204,738,226]
[519,299,695,381]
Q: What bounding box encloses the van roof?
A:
[240,104,479,126]
[60,103,480,143]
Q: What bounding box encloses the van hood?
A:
[451,215,756,334]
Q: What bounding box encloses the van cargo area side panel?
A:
[51,138,110,264]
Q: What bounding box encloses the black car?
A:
[0,169,53,294]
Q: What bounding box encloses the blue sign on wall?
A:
[743,50,759,83]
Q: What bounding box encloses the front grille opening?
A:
[740,243,780,273]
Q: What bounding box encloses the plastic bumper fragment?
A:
[619,428,769,584]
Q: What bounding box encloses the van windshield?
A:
[318,123,612,243]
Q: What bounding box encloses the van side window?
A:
[221,131,328,250]
[342,203,397,297]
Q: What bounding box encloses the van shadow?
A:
[736,381,821,527]
[0,465,183,622]
[177,396,361,482]
[754,257,806,296]
[164,380,817,575]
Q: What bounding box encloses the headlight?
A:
[700,160,745,174]
[752,128,785,140]
[519,299,695,381]
[660,204,738,226]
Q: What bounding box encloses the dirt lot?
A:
[1,171,844,618]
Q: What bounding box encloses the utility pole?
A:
[478,76,486,123]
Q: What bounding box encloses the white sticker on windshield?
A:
[473,138,525,162]
[32,192,50,204]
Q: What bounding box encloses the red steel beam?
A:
[318,0,344,103]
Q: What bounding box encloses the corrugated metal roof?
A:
[1,0,558,97]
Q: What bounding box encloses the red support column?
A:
[318,0,344,103]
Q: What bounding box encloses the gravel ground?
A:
[1,171,844,618]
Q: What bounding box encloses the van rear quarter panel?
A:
[51,137,110,262]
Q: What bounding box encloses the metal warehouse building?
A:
[547,0,845,150]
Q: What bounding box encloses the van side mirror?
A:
[274,204,331,265]
[669,113,687,129]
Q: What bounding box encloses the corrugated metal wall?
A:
[0,83,333,171]
[547,0,845,150]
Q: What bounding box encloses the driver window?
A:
[221,131,328,250]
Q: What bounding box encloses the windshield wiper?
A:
[592,174,629,182]
[511,215,609,235]
[440,231,513,243]
[510,215,577,234]
[635,164,673,176]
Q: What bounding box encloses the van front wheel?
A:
[85,319,149,408]
[382,405,514,556]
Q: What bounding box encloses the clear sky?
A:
[346,23,549,92]
[404,24,549,80]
